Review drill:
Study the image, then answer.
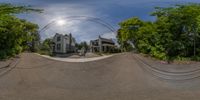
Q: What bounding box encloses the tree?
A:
[0,3,42,59]
[76,41,89,51]
[117,3,200,61]
[117,17,143,51]
[0,3,42,15]
[152,3,200,59]
[30,31,40,52]
[41,38,52,51]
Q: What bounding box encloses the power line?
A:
[39,16,117,39]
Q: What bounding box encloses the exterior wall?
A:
[90,36,115,53]
[53,34,63,53]
[61,36,65,53]
[63,36,70,53]
[90,40,100,52]
[99,37,102,53]
[53,33,76,54]
[63,37,66,53]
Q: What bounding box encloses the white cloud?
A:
[101,32,116,39]
[22,3,115,42]
[40,17,116,43]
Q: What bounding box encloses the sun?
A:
[56,19,66,26]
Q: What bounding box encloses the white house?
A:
[52,33,76,54]
[90,36,116,53]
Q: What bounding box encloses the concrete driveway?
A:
[0,53,200,100]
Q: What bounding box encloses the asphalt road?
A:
[0,53,200,100]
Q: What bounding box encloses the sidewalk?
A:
[54,53,101,58]
[37,53,114,62]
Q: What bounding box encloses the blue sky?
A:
[1,0,200,43]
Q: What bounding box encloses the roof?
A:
[100,37,114,43]
[90,36,114,44]
[54,33,72,38]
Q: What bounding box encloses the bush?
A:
[150,48,167,60]
[191,56,200,61]
[0,50,7,60]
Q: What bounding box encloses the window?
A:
[57,36,61,41]
[57,44,61,51]
[66,44,69,49]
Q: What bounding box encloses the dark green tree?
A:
[117,3,200,61]
[40,38,52,51]
[0,3,42,59]
[76,41,89,51]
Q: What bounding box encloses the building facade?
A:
[52,33,76,54]
[90,36,116,53]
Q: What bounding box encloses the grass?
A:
[37,50,51,56]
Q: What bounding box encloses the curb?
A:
[133,54,200,80]
[0,56,21,78]
[36,53,114,63]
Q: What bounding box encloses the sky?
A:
[1,0,200,43]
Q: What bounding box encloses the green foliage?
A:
[117,17,143,52]
[76,41,89,50]
[117,3,200,61]
[40,38,52,51]
[0,3,42,15]
[0,3,42,59]
[38,38,54,56]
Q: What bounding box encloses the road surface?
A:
[0,53,200,100]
